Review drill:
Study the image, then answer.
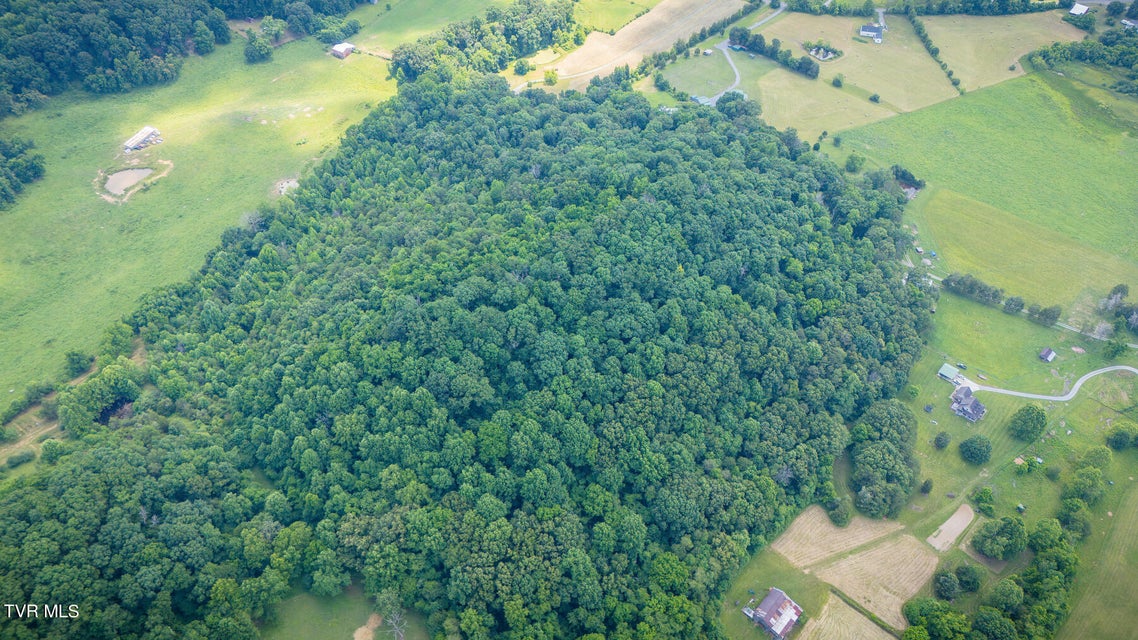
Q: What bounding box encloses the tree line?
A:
[0,137,45,208]
[728,27,822,79]
[942,273,1062,326]
[906,11,964,92]
[0,68,929,638]
[892,0,1061,16]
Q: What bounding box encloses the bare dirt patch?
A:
[815,534,939,629]
[353,613,382,640]
[798,593,894,640]
[554,0,746,90]
[771,505,903,569]
[274,178,300,196]
[926,503,975,552]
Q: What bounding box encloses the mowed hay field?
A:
[576,0,664,32]
[553,0,746,89]
[756,13,956,112]
[0,38,393,397]
[814,535,939,629]
[770,505,902,569]
[844,73,1138,308]
[923,11,1083,90]
[798,594,894,640]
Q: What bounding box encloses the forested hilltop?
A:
[0,75,927,639]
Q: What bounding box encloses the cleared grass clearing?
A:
[260,583,429,640]
[770,505,902,569]
[661,51,738,98]
[798,594,894,640]
[814,534,939,629]
[553,0,746,90]
[576,0,663,33]
[844,73,1138,266]
[911,188,1138,311]
[0,39,394,399]
[756,13,956,111]
[347,0,508,53]
[922,11,1083,90]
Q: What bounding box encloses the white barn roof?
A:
[1069,3,1089,15]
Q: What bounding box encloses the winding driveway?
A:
[709,5,786,104]
[963,366,1138,402]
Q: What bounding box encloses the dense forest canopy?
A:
[0,0,361,115]
[0,74,927,638]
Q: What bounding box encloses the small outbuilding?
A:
[743,588,802,640]
[1039,347,1056,363]
[331,42,355,59]
[860,24,884,43]
[1122,18,1137,29]
[1069,3,1089,15]
[938,363,961,383]
[123,126,161,152]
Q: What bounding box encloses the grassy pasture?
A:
[756,13,956,111]
[576,0,663,32]
[347,0,509,53]
[921,11,1083,90]
[0,38,394,400]
[1059,465,1138,640]
[843,73,1138,273]
[733,55,897,140]
[908,188,1138,315]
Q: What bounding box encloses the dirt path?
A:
[926,504,974,552]
[353,613,381,640]
[964,366,1138,402]
[555,0,746,89]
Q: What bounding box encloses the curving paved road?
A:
[964,365,1138,402]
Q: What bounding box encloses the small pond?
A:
[105,168,153,195]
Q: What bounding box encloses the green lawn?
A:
[718,546,831,640]
[576,0,663,32]
[662,51,738,98]
[843,72,1138,307]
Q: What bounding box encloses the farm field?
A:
[843,72,1138,309]
[910,188,1138,314]
[346,0,508,54]
[0,38,394,401]
[798,594,893,640]
[551,0,746,90]
[575,0,663,32]
[814,534,939,628]
[922,10,1083,90]
[770,505,901,569]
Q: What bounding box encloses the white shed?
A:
[331,43,355,59]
